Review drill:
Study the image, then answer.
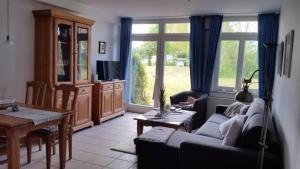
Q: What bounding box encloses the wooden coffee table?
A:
[133,110,196,136]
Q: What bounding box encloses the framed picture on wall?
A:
[283,30,294,78]
[99,41,106,54]
[276,41,284,76]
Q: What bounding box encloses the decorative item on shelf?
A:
[99,41,106,54]
[235,69,260,103]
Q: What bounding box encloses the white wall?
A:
[272,0,300,168]
[0,0,120,101]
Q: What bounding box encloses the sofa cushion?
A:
[219,115,248,137]
[195,121,223,139]
[240,105,250,115]
[237,113,264,149]
[135,127,175,143]
[207,113,229,124]
[166,131,222,148]
[222,115,247,146]
[246,98,264,117]
[224,102,245,117]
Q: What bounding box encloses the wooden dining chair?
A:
[25,81,47,151]
[0,81,47,164]
[25,81,47,106]
[26,84,78,169]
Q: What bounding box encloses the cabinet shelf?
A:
[58,41,70,45]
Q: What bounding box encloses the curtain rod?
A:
[131,11,280,20]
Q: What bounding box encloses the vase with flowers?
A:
[156,86,166,117]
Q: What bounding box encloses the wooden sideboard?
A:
[92,80,125,124]
[33,9,95,131]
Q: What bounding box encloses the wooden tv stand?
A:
[92,80,125,124]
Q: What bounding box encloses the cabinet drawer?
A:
[102,84,113,90]
[78,86,91,95]
[114,82,124,89]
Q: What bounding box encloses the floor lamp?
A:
[256,43,277,169]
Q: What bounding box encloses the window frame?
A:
[212,17,258,93]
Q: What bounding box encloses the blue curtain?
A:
[189,15,223,93]
[190,16,205,92]
[258,13,279,98]
[119,17,132,102]
[120,17,132,80]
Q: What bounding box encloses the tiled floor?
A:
[0,113,143,169]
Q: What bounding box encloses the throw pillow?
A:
[187,96,197,105]
[222,115,247,146]
[219,115,247,137]
[223,102,245,117]
[240,105,250,115]
[219,117,235,137]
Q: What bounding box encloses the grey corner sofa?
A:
[134,98,281,169]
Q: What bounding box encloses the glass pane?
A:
[165,23,190,33]
[77,27,89,81]
[132,24,159,34]
[130,41,157,106]
[164,41,190,104]
[57,23,72,82]
[222,21,258,33]
[243,41,258,89]
[218,40,239,88]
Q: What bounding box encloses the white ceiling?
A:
[75,0,282,18]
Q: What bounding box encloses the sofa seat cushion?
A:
[166,131,222,148]
[195,121,223,139]
[207,113,229,124]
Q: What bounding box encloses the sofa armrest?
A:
[192,95,208,127]
[180,140,279,169]
[215,105,228,114]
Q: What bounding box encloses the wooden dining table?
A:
[0,103,70,169]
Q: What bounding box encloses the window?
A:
[132,24,159,34]
[165,23,190,33]
[130,19,190,107]
[214,18,258,92]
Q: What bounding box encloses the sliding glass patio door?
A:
[130,41,158,106]
[128,20,190,111]
[163,41,190,104]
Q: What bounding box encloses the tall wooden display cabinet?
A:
[33,9,95,131]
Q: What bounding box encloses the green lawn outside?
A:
[134,65,258,106]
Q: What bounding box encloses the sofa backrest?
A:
[237,98,265,149]
[238,113,264,149]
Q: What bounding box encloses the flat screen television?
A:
[96,60,120,81]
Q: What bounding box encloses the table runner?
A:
[143,110,194,123]
[0,106,63,125]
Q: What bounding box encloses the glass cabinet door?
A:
[55,19,73,84]
[75,24,90,84]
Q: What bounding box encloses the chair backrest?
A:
[53,84,78,112]
[25,81,47,106]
